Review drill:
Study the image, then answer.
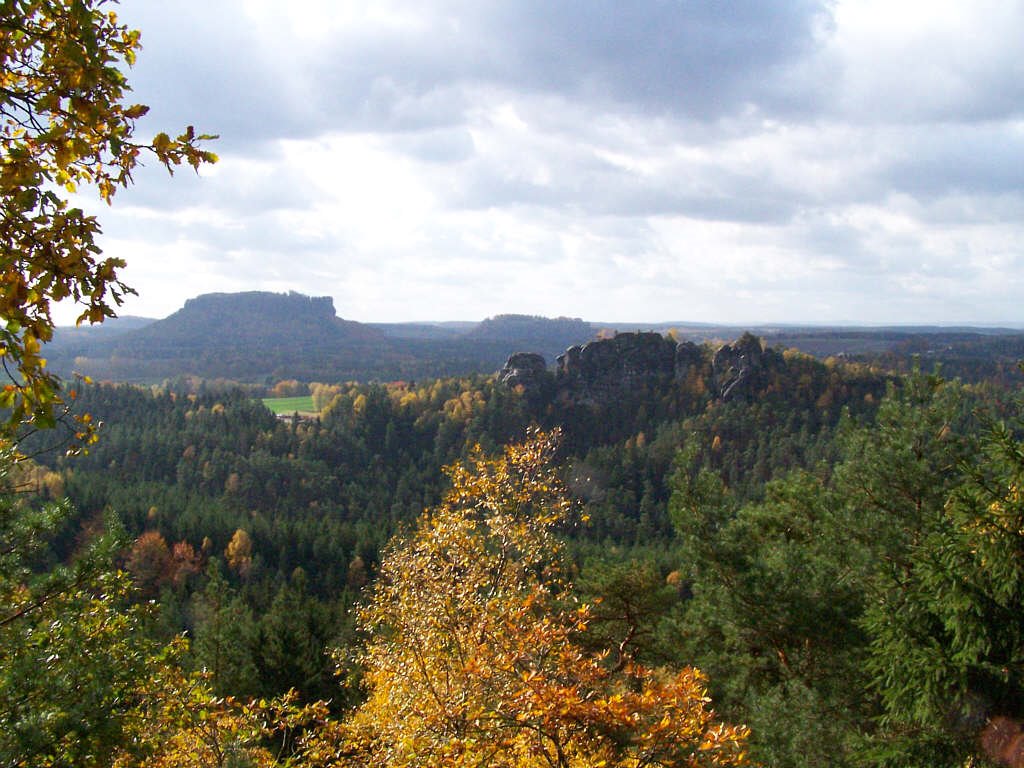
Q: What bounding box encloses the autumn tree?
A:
[0,458,261,768]
[126,529,171,595]
[0,0,216,438]
[304,430,749,767]
[225,528,253,578]
[101,634,325,768]
[0,3,221,763]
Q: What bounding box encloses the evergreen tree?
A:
[189,561,259,697]
[0,450,159,765]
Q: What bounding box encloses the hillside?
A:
[20,331,1024,766]
[43,291,390,382]
[41,290,1024,386]
[42,292,603,383]
[127,291,382,350]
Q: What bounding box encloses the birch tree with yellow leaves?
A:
[304,429,750,768]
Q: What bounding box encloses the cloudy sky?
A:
[59,0,1024,326]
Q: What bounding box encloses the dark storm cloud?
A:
[481,0,830,118]
[123,0,832,152]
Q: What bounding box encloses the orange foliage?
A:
[302,430,749,767]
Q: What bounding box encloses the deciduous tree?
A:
[1,5,218,761]
[225,528,253,578]
[0,0,216,438]
[306,430,749,767]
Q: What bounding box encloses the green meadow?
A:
[261,395,317,415]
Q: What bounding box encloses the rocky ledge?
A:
[499,331,770,403]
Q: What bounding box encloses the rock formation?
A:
[556,333,678,399]
[498,352,549,390]
[711,332,765,401]
[500,330,772,405]
[674,341,703,380]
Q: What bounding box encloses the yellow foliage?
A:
[0,0,215,440]
[303,430,749,767]
[225,529,253,577]
[5,458,65,498]
[442,389,486,423]
[272,379,307,398]
[111,646,325,768]
[311,382,343,412]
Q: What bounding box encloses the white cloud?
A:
[46,0,1023,326]
[829,0,1024,121]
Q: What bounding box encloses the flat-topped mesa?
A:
[121,290,382,359]
[181,291,337,323]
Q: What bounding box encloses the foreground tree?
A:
[1,3,224,764]
[305,430,749,767]
[110,654,323,768]
[670,371,1024,767]
[0,447,154,765]
[0,450,314,767]
[1,0,216,436]
[863,407,1024,766]
[670,454,869,768]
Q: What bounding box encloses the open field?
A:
[261,395,316,415]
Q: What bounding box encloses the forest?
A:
[7,335,1024,766]
[41,287,1024,388]
[3,3,1024,767]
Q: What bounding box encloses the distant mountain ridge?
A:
[41,290,1024,385]
[52,314,156,341]
[44,291,602,383]
[124,291,381,352]
[466,313,592,338]
[45,291,388,382]
[463,314,595,362]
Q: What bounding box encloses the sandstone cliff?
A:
[499,331,772,404]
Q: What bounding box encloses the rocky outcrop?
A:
[712,332,765,401]
[499,352,549,390]
[500,330,772,405]
[556,333,678,398]
[675,341,703,379]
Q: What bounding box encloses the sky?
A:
[57,0,1024,326]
